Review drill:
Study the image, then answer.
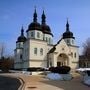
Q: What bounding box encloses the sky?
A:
[0,0,90,56]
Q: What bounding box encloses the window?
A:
[20,54,22,59]
[74,53,76,58]
[43,36,45,40]
[18,43,20,48]
[72,40,74,44]
[46,37,48,42]
[67,40,70,44]
[46,37,49,43]
[34,48,37,55]
[49,38,51,44]
[37,32,40,38]
[71,52,73,57]
[31,32,34,37]
[40,48,43,55]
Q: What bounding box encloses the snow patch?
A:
[46,73,72,80]
[83,75,90,86]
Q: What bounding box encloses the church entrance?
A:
[57,53,69,67]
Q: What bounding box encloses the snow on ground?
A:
[46,73,72,80]
[76,68,90,72]
[76,68,90,86]
[83,75,90,86]
[84,78,90,86]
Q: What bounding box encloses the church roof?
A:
[16,27,26,43]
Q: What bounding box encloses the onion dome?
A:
[26,8,41,32]
[41,10,53,36]
[16,27,26,43]
[62,19,75,39]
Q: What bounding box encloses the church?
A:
[14,9,79,70]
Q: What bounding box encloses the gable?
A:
[56,39,69,52]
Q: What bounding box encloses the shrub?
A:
[86,70,90,76]
[27,67,45,72]
[49,66,71,74]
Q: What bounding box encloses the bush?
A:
[49,66,71,74]
[27,67,45,72]
[86,70,90,76]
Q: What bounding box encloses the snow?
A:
[76,68,90,86]
[76,68,90,72]
[84,79,90,86]
[46,73,72,80]
[83,75,90,86]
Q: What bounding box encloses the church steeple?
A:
[33,7,37,22]
[66,19,69,32]
[16,26,26,43]
[42,10,46,24]
[62,19,75,39]
[21,26,24,36]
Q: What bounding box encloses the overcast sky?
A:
[0,0,90,55]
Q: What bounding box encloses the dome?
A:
[26,8,41,32]
[63,31,75,39]
[41,24,53,36]
[27,22,41,32]
[17,36,26,43]
[41,10,53,36]
[16,27,27,43]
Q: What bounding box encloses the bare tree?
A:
[0,43,5,59]
[83,38,90,59]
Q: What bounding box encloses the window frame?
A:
[40,48,43,55]
[34,48,37,55]
[31,32,34,37]
[37,32,40,38]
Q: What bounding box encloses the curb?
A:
[18,77,25,90]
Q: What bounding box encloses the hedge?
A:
[49,66,71,74]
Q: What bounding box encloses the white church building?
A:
[14,9,79,70]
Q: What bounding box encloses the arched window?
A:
[37,32,40,38]
[72,40,74,44]
[34,48,37,55]
[71,52,73,57]
[67,39,70,44]
[31,32,34,37]
[40,48,43,55]
[20,54,22,59]
[49,38,51,44]
[74,53,76,58]
[46,37,48,42]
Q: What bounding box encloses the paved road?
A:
[0,75,21,90]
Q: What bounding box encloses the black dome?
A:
[26,8,41,32]
[27,22,41,32]
[17,36,26,43]
[41,24,53,36]
[63,31,75,39]
[16,27,27,43]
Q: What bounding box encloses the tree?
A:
[0,57,14,72]
[0,43,5,59]
[83,38,90,59]
[0,42,14,72]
